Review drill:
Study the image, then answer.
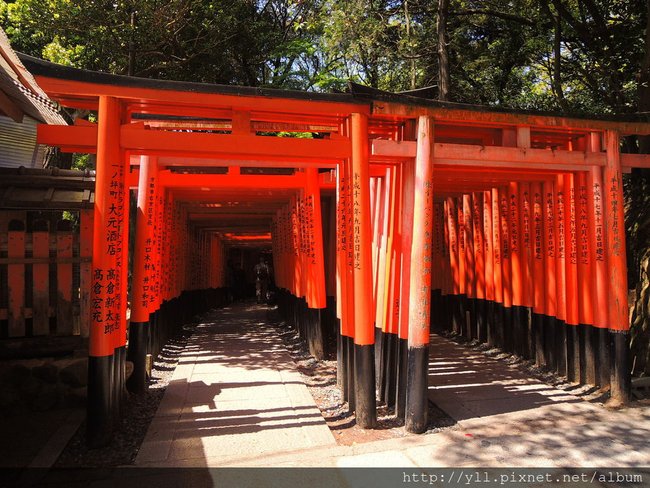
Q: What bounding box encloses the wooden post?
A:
[565,173,581,382]
[508,181,523,356]
[577,171,596,384]
[520,183,534,359]
[531,183,546,366]
[473,192,486,342]
[543,180,558,370]
[483,190,495,346]
[588,157,611,388]
[604,130,630,403]
[499,187,512,352]
[350,113,376,428]
[492,188,504,348]
[555,174,568,377]
[463,193,475,339]
[406,115,435,433]
[32,220,50,336]
[7,219,25,337]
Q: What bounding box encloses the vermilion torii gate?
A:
[21,54,650,447]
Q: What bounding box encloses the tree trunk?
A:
[437,0,450,101]
[553,14,568,111]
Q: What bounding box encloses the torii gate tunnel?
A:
[22,55,650,446]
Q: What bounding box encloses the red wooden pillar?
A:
[499,186,512,352]
[483,190,495,346]
[446,197,461,335]
[350,112,376,428]
[555,174,568,376]
[543,180,558,370]
[463,193,475,339]
[128,155,158,393]
[473,192,486,342]
[397,158,415,419]
[588,136,610,387]
[520,183,534,359]
[307,167,327,310]
[577,171,596,384]
[604,130,630,403]
[406,115,435,433]
[336,158,353,403]
[531,183,546,366]
[565,173,581,381]
[457,196,467,336]
[491,188,504,348]
[88,95,123,447]
[508,181,523,356]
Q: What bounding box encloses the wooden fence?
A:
[0,209,92,341]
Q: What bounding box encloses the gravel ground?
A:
[54,322,195,467]
[268,308,456,446]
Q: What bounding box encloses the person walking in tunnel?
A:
[254,256,271,304]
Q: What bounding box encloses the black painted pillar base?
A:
[524,307,533,360]
[405,345,429,434]
[486,301,496,347]
[556,320,567,378]
[465,297,475,340]
[127,321,149,394]
[610,330,631,404]
[346,336,355,411]
[503,306,514,353]
[353,343,377,428]
[451,295,463,335]
[544,315,557,371]
[597,327,611,388]
[566,325,580,382]
[494,303,505,349]
[533,312,545,367]
[476,299,487,343]
[375,327,384,392]
[87,354,114,448]
[395,337,408,420]
[382,332,398,408]
[583,324,597,385]
[336,325,343,390]
[512,305,524,357]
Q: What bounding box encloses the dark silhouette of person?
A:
[254,256,271,303]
